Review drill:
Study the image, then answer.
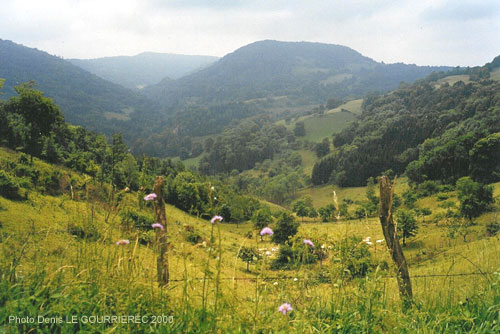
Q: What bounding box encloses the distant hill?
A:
[69,52,219,90]
[144,40,452,109]
[0,39,160,135]
[312,58,500,187]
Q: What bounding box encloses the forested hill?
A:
[312,57,500,187]
[144,40,452,108]
[0,39,161,136]
[69,52,219,90]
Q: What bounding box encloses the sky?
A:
[1,0,499,66]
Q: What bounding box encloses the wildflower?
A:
[211,215,223,224]
[265,251,272,256]
[273,282,278,286]
[260,227,274,236]
[321,244,325,249]
[304,239,314,247]
[210,186,215,191]
[366,241,373,246]
[376,239,384,244]
[124,187,130,192]
[363,237,371,243]
[278,303,293,315]
[151,223,164,230]
[116,239,130,245]
[144,193,157,201]
[294,278,298,282]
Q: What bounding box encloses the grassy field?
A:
[491,68,500,81]
[299,149,318,176]
[2,149,500,333]
[301,112,356,142]
[435,75,470,88]
[326,98,363,115]
[276,99,361,143]
[297,178,410,209]
[181,154,203,169]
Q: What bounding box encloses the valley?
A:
[1,37,500,333]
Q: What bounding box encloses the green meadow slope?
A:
[2,148,500,333]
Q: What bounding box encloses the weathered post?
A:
[153,176,169,286]
[378,176,412,303]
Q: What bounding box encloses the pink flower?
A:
[211,215,223,224]
[260,227,274,236]
[116,239,130,245]
[144,193,157,201]
[278,303,293,315]
[304,239,314,248]
[151,223,164,230]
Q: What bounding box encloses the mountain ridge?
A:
[69,52,219,89]
[144,40,453,110]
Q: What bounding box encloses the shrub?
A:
[67,223,100,241]
[238,246,261,271]
[486,222,500,236]
[0,170,21,199]
[333,236,373,279]
[186,231,203,244]
[436,193,449,201]
[138,230,155,246]
[270,245,295,270]
[272,212,299,244]
[270,236,322,270]
[120,208,154,230]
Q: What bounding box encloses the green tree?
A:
[395,209,418,246]
[319,204,336,222]
[111,133,128,188]
[456,177,494,221]
[314,138,330,158]
[469,133,500,183]
[4,82,64,163]
[292,197,314,222]
[251,207,273,231]
[238,246,262,272]
[272,212,299,244]
[294,121,306,137]
[308,207,319,221]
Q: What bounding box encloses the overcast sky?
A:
[1,0,499,66]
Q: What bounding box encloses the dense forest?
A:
[0,81,267,223]
[312,57,500,187]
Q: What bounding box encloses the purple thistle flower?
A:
[278,303,293,315]
[151,223,164,230]
[210,215,223,224]
[144,193,157,201]
[260,227,274,236]
[304,239,314,247]
[116,239,130,246]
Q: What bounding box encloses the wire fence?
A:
[165,271,496,283]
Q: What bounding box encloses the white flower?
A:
[273,282,278,286]
[376,239,384,244]
[265,251,272,256]
[294,278,298,282]
[363,237,371,243]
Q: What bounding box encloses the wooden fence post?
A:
[378,176,412,303]
[153,176,169,286]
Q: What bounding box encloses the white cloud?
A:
[0,0,498,65]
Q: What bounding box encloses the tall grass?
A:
[1,163,500,332]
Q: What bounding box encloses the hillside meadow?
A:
[1,148,500,333]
